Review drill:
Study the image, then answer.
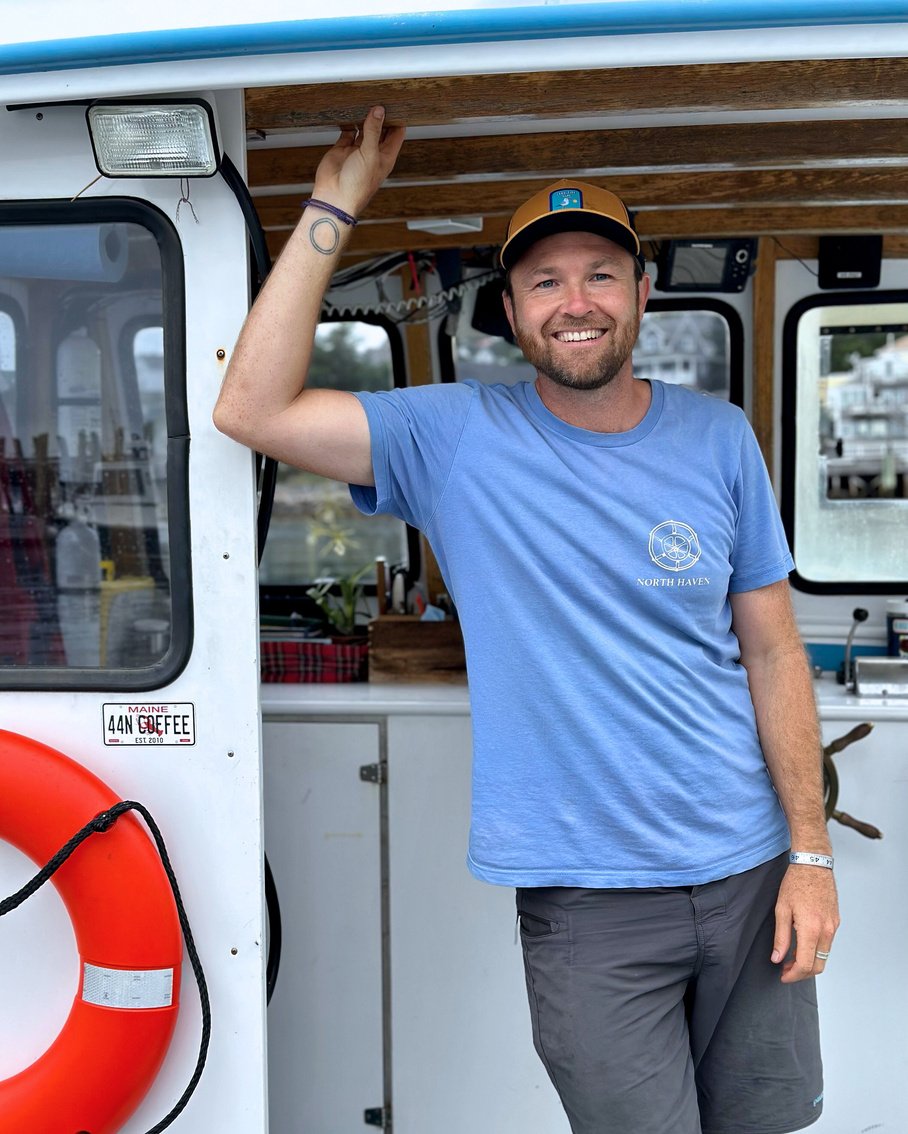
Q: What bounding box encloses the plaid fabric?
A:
[0,456,65,667]
[260,639,369,684]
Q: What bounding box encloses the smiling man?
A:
[214,110,839,1134]
[502,182,648,397]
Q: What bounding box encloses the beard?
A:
[513,310,641,391]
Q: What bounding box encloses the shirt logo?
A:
[649,521,702,572]
[550,187,582,211]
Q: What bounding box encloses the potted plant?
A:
[306,562,372,642]
[256,504,372,682]
[304,504,372,643]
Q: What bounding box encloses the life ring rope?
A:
[1,797,211,1133]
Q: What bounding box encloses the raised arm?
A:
[213,106,406,485]
[730,579,840,983]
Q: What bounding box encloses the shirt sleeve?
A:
[348,382,475,531]
[728,419,795,593]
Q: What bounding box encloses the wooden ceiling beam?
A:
[636,204,908,240]
[245,58,908,131]
[255,168,908,228]
[265,204,908,259]
[247,118,908,188]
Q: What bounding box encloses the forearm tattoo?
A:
[309,216,340,254]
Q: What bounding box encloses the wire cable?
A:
[0,800,210,1133]
[219,152,280,562]
[219,154,271,296]
[771,236,818,277]
[322,269,500,322]
[264,855,283,1004]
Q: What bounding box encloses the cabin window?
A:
[258,318,412,598]
[0,201,189,689]
[447,285,743,405]
[634,301,742,403]
[782,291,908,593]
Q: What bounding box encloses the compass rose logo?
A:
[649,521,702,572]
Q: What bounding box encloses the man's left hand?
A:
[771,865,840,983]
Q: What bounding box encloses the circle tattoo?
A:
[309,216,340,254]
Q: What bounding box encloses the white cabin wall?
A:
[0,85,270,1131]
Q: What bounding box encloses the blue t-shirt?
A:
[352,379,793,887]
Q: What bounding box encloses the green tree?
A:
[829,332,886,373]
[309,322,391,392]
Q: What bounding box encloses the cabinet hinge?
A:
[359,762,386,785]
[364,1104,390,1127]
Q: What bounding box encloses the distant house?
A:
[822,332,908,496]
[633,310,729,395]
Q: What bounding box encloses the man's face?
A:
[503,230,649,392]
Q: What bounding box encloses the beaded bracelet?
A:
[789,851,834,869]
[302,198,358,227]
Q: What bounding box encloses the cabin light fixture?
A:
[87,99,221,178]
[406,216,484,236]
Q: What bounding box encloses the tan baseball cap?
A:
[500,179,642,271]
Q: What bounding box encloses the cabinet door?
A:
[387,715,570,1133]
[263,721,384,1132]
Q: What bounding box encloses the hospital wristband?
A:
[302,198,358,227]
[788,852,834,869]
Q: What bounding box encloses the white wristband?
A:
[789,851,834,869]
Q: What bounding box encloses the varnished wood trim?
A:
[265,205,908,259]
[637,205,908,240]
[245,58,908,131]
[770,234,908,258]
[247,119,908,188]
[255,169,908,228]
[751,238,778,472]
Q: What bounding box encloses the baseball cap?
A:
[500,179,643,271]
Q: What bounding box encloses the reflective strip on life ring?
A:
[0,729,182,1134]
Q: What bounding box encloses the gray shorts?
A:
[517,852,822,1134]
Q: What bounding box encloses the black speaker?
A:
[817,235,882,290]
[471,276,515,344]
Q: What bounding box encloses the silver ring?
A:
[815,950,831,960]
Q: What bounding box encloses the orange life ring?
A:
[0,728,182,1134]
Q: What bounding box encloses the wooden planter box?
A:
[368,616,466,683]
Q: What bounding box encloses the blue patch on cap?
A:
[550,188,582,211]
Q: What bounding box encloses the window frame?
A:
[258,312,419,619]
[640,298,745,408]
[0,197,191,691]
[0,293,27,436]
[781,288,908,595]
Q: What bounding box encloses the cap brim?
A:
[500,211,641,271]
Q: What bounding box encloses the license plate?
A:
[102,702,196,745]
